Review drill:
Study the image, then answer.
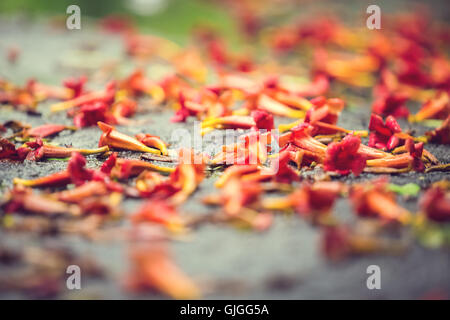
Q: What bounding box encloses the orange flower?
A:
[135,133,168,156]
[350,178,411,223]
[97,121,161,154]
[127,242,200,299]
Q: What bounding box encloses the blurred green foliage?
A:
[0,0,241,45]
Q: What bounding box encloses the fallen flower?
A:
[13,171,71,188]
[97,121,161,154]
[204,176,262,217]
[63,76,87,99]
[367,139,425,172]
[262,181,344,222]
[391,142,438,165]
[76,192,123,217]
[56,181,110,203]
[50,81,116,112]
[320,224,405,261]
[413,91,449,122]
[127,242,200,299]
[167,149,207,204]
[170,92,197,123]
[73,102,117,128]
[201,115,255,135]
[214,164,260,188]
[283,123,328,163]
[0,138,30,161]
[211,131,270,165]
[405,139,425,172]
[26,79,72,101]
[112,158,175,180]
[368,113,402,150]
[257,94,305,118]
[120,69,165,103]
[266,149,300,183]
[67,152,97,186]
[135,133,168,156]
[324,134,366,176]
[372,91,410,119]
[0,79,37,111]
[110,96,137,124]
[419,185,450,222]
[251,110,274,131]
[131,200,185,233]
[1,186,80,216]
[203,104,273,133]
[135,170,179,198]
[350,178,411,223]
[26,124,76,138]
[24,138,109,161]
[304,97,344,135]
[425,116,450,145]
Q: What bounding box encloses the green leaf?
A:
[416,224,450,249]
[46,157,70,161]
[388,183,421,196]
[420,119,443,128]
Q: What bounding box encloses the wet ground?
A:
[0,19,449,300]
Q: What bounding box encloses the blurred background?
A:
[1,0,449,45]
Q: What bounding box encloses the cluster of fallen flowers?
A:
[1,8,450,299]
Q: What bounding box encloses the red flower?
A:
[63,76,87,99]
[324,135,366,175]
[170,93,193,123]
[366,138,426,172]
[111,98,137,124]
[368,113,402,150]
[270,149,299,183]
[251,110,274,130]
[132,200,183,231]
[67,152,95,186]
[405,139,425,172]
[304,97,344,135]
[350,178,411,223]
[320,226,351,261]
[289,123,327,160]
[426,116,450,145]
[100,15,133,34]
[126,242,200,299]
[414,92,450,121]
[73,102,116,128]
[24,138,108,161]
[420,186,450,222]
[27,124,72,138]
[294,182,342,218]
[99,152,117,174]
[0,138,30,161]
[372,91,410,119]
[211,177,262,217]
[51,80,116,113]
[1,186,78,215]
[25,138,44,160]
